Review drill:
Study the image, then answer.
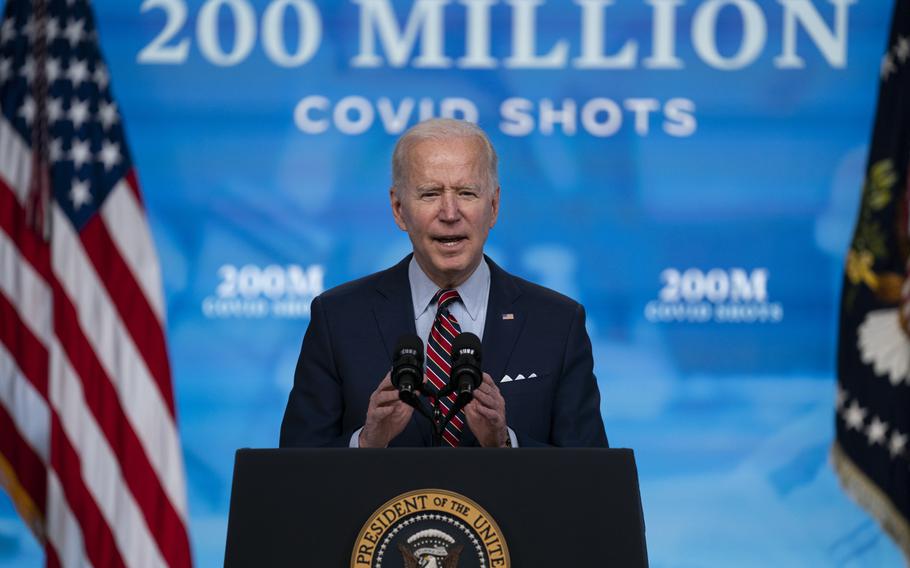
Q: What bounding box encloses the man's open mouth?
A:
[434,236,466,246]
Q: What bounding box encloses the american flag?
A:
[0,0,192,566]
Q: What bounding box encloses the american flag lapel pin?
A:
[502,313,514,320]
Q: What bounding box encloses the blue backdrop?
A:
[0,0,903,565]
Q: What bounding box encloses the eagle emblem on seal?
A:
[398,529,463,568]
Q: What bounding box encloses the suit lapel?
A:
[481,257,526,393]
[372,255,417,358]
[371,255,433,445]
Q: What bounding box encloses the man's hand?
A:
[359,372,414,448]
[465,372,508,447]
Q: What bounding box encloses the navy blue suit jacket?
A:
[279,255,608,448]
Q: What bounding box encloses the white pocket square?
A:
[501,372,538,383]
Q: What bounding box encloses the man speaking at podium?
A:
[280,119,608,449]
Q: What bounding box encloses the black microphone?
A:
[448,332,482,404]
[391,334,424,404]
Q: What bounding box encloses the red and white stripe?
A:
[0,114,192,566]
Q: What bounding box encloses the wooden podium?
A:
[225,448,648,567]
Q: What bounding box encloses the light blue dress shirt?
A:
[409,255,490,345]
[351,257,517,447]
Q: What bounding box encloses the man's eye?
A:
[420,191,440,199]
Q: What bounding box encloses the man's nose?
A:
[438,192,460,221]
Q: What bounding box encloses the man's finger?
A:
[370,405,396,420]
[463,403,482,424]
[373,390,405,407]
[474,403,503,421]
[474,373,499,395]
[377,372,394,390]
[470,390,494,408]
[374,398,412,416]
[471,388,503,409]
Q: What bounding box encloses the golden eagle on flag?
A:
[835,0,910,560]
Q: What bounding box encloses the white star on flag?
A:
[888,431,907,458]
[46,17,61,42]
[69,178,92,210]
[0,19,14,43]
[835,385,847,410]
[18,96,34,124]
[64,18,84,47]
[46,57,62,82]
[49,137,64,162]
[70,138,91,169]
[68,98,90,129]
[47,97,63,122]
[98,100,118,129]
[897,36,910,64]
[882,54,897,79]
[93,64,109,89]
[20,56,34,82]
[66,58,89,87]
[865,417,888,445]
[99,140,121,171]
[844,400,867,431]
[22,16,34,41]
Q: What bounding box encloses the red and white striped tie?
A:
[425,289,466,447]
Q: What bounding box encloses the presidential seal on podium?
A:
[351,489,510,568]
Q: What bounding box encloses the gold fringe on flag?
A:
[831,441,910,560]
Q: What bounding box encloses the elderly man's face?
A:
[391,136,499,288]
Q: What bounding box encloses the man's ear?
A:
[390,187,408,231]
[489,185,500,228]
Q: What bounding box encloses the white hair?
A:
[391,118,498,193]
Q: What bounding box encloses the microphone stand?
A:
[433,388,472,447]
[428,391,449,448]
[437,392,470,431]
[401,386,473,447]
[399,389,444,447]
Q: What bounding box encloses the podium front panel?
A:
[225,448,647,567]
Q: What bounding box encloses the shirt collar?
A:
[409,256,490,322]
